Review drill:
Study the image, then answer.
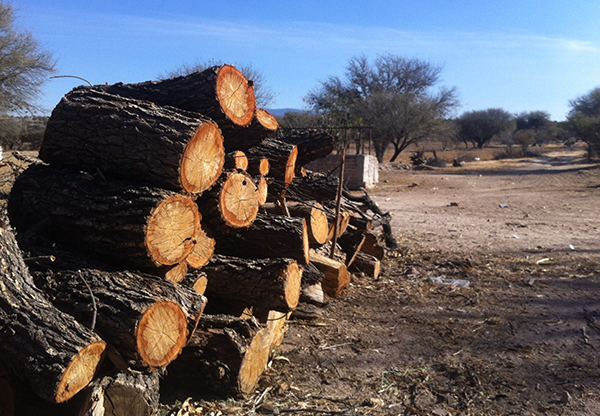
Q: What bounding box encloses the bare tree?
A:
[159,59,276,108]
[0,1,56,114]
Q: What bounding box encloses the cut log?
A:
[325,210,353,243]
[181,271,209,296]
[284,171,338,204]
[224,150,249,171]
[279,130,334,174]
[309,250,351,298]
[247,156,270,176]
[78,370,160,416]
[8,164,200,271]
[245,138,297,188]
[34,269,206,369]
[100,64,256,129]
[185,221,216,270]
[196,169,259,229]
[349,252,381,279]
[213,212,310,264]
[201,255,302,313]
[255,175,269,206]
[39,87,225,196]
[0,226,106,403]
[221,108,279,152]
[264,202,329,245]
[160,315,270,398]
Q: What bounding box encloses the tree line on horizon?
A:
[0,0,598,160]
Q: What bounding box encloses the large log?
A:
[213,212,310,265]
[100,64,256,129]
[8,164,200,271]
[39,87,225,196]
[78,370,160,416]
[284,171,339,204]
[279,130,334,173]
[200,255,302,313]
[221,108,279,152]
[196,169,259,229]
[264,202,329,246]
[0,226,106,403]
[160,315,271,399]
[35,269,206,370]
[245,138,297,189]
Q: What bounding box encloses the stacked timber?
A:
[2,63,392,414]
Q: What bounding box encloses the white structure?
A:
[305,154,379,190]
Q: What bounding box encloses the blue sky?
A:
[13,0,600,121]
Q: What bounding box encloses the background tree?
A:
[514,110,555,147]
[0,1,55,115]
[567,87,600,158]
[159,59,275,108]
[456,108,515,149]
[305,53,459,162]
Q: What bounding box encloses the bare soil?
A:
[3,148,600,415]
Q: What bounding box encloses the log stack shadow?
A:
[0,64,392,415]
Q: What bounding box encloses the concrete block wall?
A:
[304,154,379,189]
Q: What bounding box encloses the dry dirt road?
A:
[249,150,600,416]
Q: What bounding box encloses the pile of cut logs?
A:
[0,64,389,415]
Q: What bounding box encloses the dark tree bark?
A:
[34,268,205,369]
[39,87,225,196]
[279,130,334,173]
[200,254,302,313]
[0,226,106,403]
[245,138,298,188]
[8,164,200,271]
[99,64,256,129]
[160,314,271,399]
[213,212,310,265]
[221,108,279,152]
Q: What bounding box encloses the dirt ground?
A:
[2,148,600,415]
[193,147,600,416]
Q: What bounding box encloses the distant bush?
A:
[0,116,47,150]
[494,145,542,160]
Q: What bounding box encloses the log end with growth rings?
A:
[185,221,216,270]
[284,261,302,310]
[284,146,298,187]
[145,195,200,266]
[180,122,225,195]
[55,340,107,403]
[219,171,259,228]
[255,108,279,131]
[238,328,272,396]
[137,301,188,368]
[216,65,256,127]
[308,203,329,245]
[302,218,310,265]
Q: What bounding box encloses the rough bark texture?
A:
[39,87,225,195]
[279,130,334,173]
[0,226,106,403]
[245,138,298,188]
[78,370,160,416]
[284,171,339,204]
[99,64,256,129]
[8,164,200,270]
[213,212,310,265]
[160,314,270,399]
[222,108,279,152]
[34,269,200,369]
[201,254,302,313]
[196,169,259,229]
